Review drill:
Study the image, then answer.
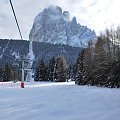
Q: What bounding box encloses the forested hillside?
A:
[0,39,82,65]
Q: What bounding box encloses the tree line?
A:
[0,63,19,82]
[75,26,120,88]
[0,56,68,82]
[34,56,67,82]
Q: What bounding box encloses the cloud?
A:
[0,0,120,39]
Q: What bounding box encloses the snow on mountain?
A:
[0,81,120,120]
[0,39,82,65]
[29,5,97,47]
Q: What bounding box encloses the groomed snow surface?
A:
[0,81,120,120]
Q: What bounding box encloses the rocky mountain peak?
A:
[63,11,70,21]
[29,6,97,47]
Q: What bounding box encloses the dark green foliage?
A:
[44,64,49,81]
[108,59,120,88]
[75,49,84,85]
[12,66,19,82]
[0,66,4,82]
[3,63,13,82]
[34,56,67,82]
[75,27,120,88]
[67,64,74,81]
[34,59,46,81]
[83,59,120,88]
[48,57,57,82]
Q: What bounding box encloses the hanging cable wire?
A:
[9,0,23,40]
[1,0,23,59]
[0,0,23,58]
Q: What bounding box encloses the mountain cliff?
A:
[29,6,96,47]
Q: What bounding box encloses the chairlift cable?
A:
[1,0,23,60]
[9,0,23,40]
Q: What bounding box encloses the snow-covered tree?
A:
[77,27,120,88]
[75,49,84,85]
[67,64,74,81]
[44,64,49,81]
[34,59,45,81]
[48,56,57,82]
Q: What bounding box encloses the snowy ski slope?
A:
[0,81,120,120]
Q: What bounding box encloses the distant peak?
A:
[42,6,70,21]
[46,5,62,15]
[48,5,62,11]
[72,17,77,23]
[63,11,70,21]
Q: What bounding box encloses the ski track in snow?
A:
[0,81,120,120]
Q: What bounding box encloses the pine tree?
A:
[12,67,19,82]
[34,59,45,81]
[75,49,84,85]
[92,36,110,86]
[55,56,67,82]
[67,64,74,81]
[81,40,95,85]
[44,64,49,81]
[48,56,56,82]
[75,26,120,88]
[3,63,13,82]
[0,66,4,82]
[34,64,39,82]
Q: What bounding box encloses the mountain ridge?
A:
[29,5,97,47]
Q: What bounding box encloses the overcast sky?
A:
[0,0,120,40]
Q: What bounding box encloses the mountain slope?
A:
[0,39,82,65]
[29,6,96,47]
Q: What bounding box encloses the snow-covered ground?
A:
[0,81,120,120]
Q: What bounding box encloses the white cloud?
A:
[0,0,120,39]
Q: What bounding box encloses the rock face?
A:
[29,6,96,47]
